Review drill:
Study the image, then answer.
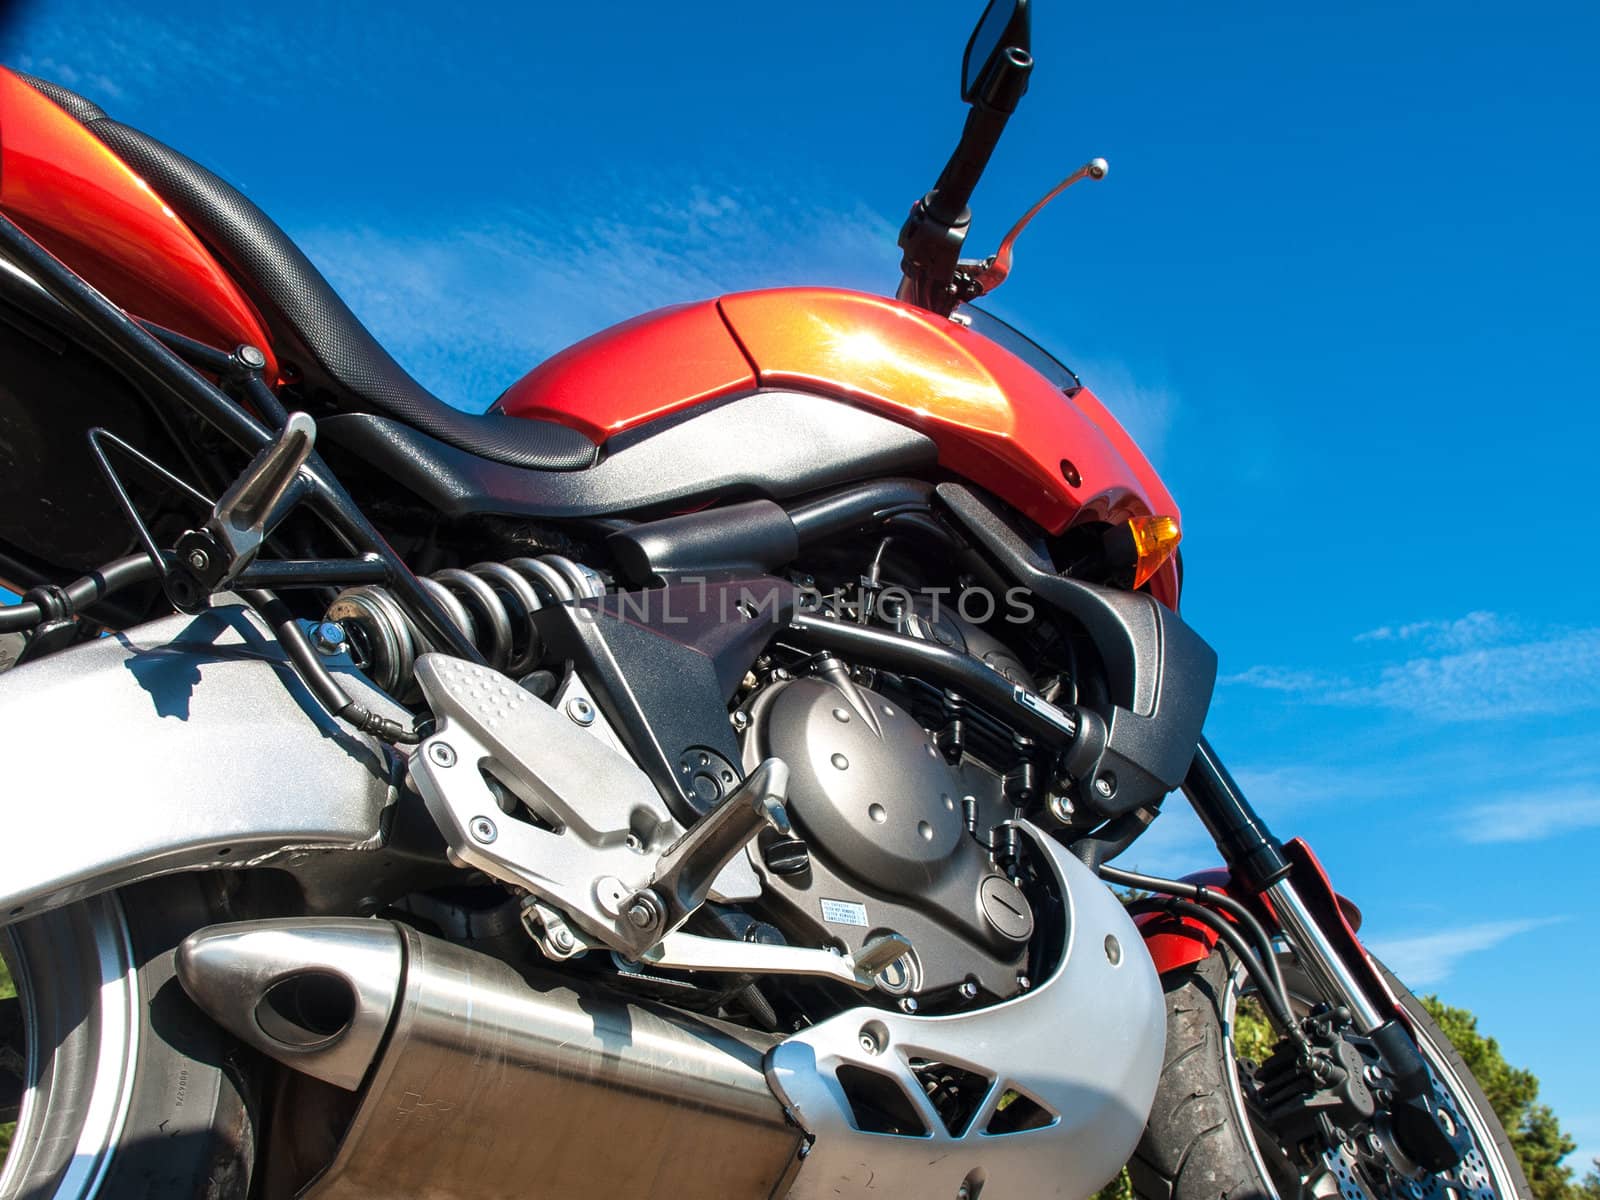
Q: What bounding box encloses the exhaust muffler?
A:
[177,918,804,1200]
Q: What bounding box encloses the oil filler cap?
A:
[979,875,1035,942]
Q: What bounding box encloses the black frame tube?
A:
[235,558,390,588]
[0,554,162,633]
[0,211,484,665]
[787,611,1078,749]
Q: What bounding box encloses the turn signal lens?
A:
[1128,515,1181,588]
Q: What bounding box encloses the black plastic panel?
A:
[937,483,1217,816]
[536,577,800,822]
[318,391,938,521]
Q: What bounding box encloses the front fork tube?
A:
[1181,735,1448,1133]
[1181,735,1389,1033]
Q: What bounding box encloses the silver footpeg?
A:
[411,653,788,958]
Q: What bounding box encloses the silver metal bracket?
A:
[412,653,681,957]
[642,930,913,991]
[412,653,791,959]
[646,757,791,930]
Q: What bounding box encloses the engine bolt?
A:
[898,997,919,1014]
[469,815,498,843]
[427,741,457,768]
[1047,793,1074,823]
[311,621,347,655]
[731,710,750,732]
[859,1031,880,1055]
[1016,974,1032,991]
[959,980,979,1000]
[566,697,596,726]
[1093,773,1117,799]
[624,891,663,931]
[186,548,210,572]
[550,926,574,952]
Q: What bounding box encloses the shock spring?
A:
[325,554,602,692]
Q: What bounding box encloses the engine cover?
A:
[743,669,1029,1000]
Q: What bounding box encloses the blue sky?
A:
[5,0,1598,1166]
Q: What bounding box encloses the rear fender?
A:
[0,604,402,924]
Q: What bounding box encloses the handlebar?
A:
[896,47,1033,315]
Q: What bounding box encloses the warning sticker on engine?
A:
[820,898,868,927]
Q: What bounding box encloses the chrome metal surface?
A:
[175,918,404,1091]
[301,923,802,1200]
[972,157,1110,294]
[1266,879,1387,1033]
[0,895,140,1200]
[642,929,911,989]
[772,824,1165,1200]
[410,653,685,956]
[0,605,401,923]
[206,410,317,580]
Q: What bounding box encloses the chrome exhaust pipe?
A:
[177,918,804,1200]
[176,918,404,1091]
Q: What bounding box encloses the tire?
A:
[1129,945,1530,1200]
[0,877,256,1200]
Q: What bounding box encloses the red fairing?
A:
[498,286,1180,607]
[0,68,277,376]
[492,300,755,441]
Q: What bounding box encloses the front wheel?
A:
[1129,944,1530,1200]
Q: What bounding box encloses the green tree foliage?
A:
[1419,995,1591,1200]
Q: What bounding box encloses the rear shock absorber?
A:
[325,554,603,693]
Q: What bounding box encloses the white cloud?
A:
[1355,611,1512,651]
[1365,917,1561,987]
[1332,629,1600,721]
[1219,664,1341,693]
[3,6,339,110]
[1224,622,1600,723]
[292,186,901,410]
[1455,788,1600,844]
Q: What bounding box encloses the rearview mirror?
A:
[961,0,1031,104]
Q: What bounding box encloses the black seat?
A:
[22,75,598,473]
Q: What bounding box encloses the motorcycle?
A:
[0,3,1530,1198]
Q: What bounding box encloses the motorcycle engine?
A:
[740,651,1038,1005]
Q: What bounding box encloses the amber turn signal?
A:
[1127,515,1181,588]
